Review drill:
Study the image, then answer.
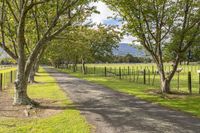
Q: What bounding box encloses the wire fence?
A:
[0,69,17,91]
[66,64,200,94]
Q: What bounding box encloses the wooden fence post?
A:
[199,72,200,94]
[0,74,2,91]
[148,69,150,84]
[177,72,180,90]
[85,66,87,74]
[104,67,107,77]
[10,71,13,83]
[119,67,121,80]
[114,68,116,77]
[94,66,96,74]
[188,72,192,94]
[144,69,146,84]
[128,66,130,75]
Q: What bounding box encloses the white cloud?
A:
[90,2,115,24]
[121,35,141,45]
[90,2,138,44]
[121,35,135,44]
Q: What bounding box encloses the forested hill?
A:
[113,43,145,57]
[0,43,145,59]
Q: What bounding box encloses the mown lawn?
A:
[0,68,91,133]
[59,68,200,118]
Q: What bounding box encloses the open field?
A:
[70,63,200,94]
[0,68,90,133]
[60,63,200,117]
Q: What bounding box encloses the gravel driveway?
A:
[45,67,200,133]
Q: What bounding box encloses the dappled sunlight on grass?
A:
[28,71,68,103]
[60,69,200,117]
[0,68,91,133]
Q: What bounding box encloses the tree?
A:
[79,25,121,73]
[0,0,94,105]
[44,25,120,74]
[89,25,121,62]
[193,45,200,62]
[105,0,200,93]
[164,36,200,64]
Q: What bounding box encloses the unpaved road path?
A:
[45,67,200,133]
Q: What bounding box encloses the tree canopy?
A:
[0,0,96,105]
[44,25,121,68]
[105,0,200,93]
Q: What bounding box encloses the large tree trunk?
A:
[14,70,38,105]
[158,69,171,93]
[161,78,171,93]
[13,62,34,105]
[14,75,30,105]
[159,56,179,94]
[13,11,34,105]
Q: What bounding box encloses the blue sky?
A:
[90,2,135,44]
[103,19,121,26]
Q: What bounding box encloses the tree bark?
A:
[28,66,35,83]
[35,60,39,73]
[13,8,34,105]
[14,76,30,105]
[82,58,86,74]
[161,79,171,93]
[28,45,47,83]
[13,64,36,105]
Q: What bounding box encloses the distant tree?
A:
[113,54,151,63]
[124,54,134,63]
[193,46,200,62]
[44,25,121,74]
[0,57,16,65]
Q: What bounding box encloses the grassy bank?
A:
[0,68,91,133]
[59,68,200,117]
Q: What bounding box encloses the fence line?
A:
[0,69,17,91]
[65,64,200,94]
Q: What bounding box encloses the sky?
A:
[90,2,135,44]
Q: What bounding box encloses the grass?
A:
[0,67,91,133]
[0,68,16,73]
[74,63,200,93]
[59,66,200,118]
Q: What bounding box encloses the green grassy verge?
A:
[74,64,200,93]
[59,68,200,117]
[0,68,91,133]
